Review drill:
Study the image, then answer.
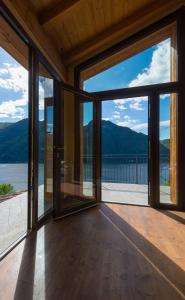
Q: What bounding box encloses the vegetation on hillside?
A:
[0,183,14,195]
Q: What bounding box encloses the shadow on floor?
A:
[158,209,185,225]
[9,204,185,300]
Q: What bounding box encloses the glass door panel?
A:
[45,102,53,205]
[38,63,54,218]
[54,87,97,217]
[80,101,95,198]
[159,93,177,205]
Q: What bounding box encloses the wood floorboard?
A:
[0,203,185,300]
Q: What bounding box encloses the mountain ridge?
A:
[0,119,169,163]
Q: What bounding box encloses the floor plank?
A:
[0,203,185,300]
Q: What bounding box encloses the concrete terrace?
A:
[0,183,171,254]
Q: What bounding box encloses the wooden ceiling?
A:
[2,0,185,80]
[30,0,184,68]
[31,0,154,53]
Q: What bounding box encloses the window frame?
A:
[0,2,62,260]
[74,8,185,211]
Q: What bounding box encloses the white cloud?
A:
[112,110,121,119]
[0,62,28,120]
[113,40,170,112]
[102,117,110,121]
[160,120,170,127]
[131,119,170,132]
[131,122,148,131]
[118,104,127,110]
[114,96,148,111]
[129,39,170,87]
[0,63,28,94]
[116,115,137,128]
[114,111,120,115]
[0,99,25,119]
[113,114,120,119]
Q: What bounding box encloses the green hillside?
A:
[0,119,44,163]
[0,119,169,163]
[84,120,169,159]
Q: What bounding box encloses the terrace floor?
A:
[0,185,51,255]
[0,183,171,255]
[101,183,171,205]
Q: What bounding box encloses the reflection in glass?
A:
[58,91,95,212]
[81,102,94,197]
[38,64,53,218]
[159,94,177,204]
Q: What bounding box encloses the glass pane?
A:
[0,16,29,254]
[38,63,54,218]
[84,24,177,93]
[81,102,94,197]
[58,91,95,212]
[45,105,53,200]
[101,97,148,205]
[159,93,177,204]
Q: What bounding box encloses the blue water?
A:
[0,164,44,191]
[0,162,169,191]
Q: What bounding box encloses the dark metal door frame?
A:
[93,82,181,210]
[53,82,101,219]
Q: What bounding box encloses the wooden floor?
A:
[0,203,185,300]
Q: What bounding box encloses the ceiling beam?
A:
[63,0,185,67]
[2,0,66,80]
[39,0,81,26]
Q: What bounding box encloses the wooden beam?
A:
[39,0,80,26]
[0,15,28,70]
[80,23,176,81]
[2,0,66,80]
[63,0,185,66]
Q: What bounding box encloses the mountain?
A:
[0,119,44,163]
[84,120,169,161]
[0,119,169,163]
[0,122,11,129]
[160,139,170,150]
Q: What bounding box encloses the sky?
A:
[0,39,171,140]
[84,38,172,140]
[0,47,53,123]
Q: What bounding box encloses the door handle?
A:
[54,146,64,151]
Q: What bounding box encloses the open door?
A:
[54,83,100,218]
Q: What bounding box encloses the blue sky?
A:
[0,39,171,140]
[84,39,171,140]
[0,47,53,123]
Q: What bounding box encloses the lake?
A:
[0,164,44,191]
[0,162,169,191]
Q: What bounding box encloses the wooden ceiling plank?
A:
[63,0,185,66]
[2,0,66,79]
[39,0,81,25]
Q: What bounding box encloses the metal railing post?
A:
[136,156,138,184]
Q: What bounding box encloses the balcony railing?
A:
[83,154,170,185]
